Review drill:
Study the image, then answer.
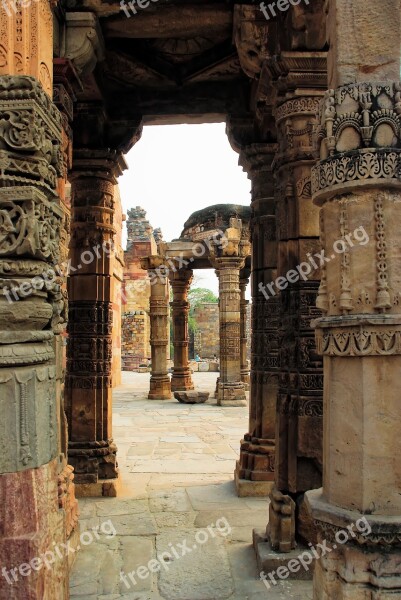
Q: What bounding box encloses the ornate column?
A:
[0,3,77,598]
[170,268,194,392]
[141,257,172,399]
[261,52,326,551]
[235,143,278,496]
[66,145,126,496]
[211,222,249,407]
[240,270,250,390]
[305,4,401,597]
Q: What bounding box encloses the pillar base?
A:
[68,439,119,483]
[306,489,401,598]
[241,370,250,391]
[234,464,274,497]
[148,375,172,399]
[236,435,275,482]
[74,475,121,498]
[0,459,71,600]
[253,529,314,581]
[217,382,247,406]
[171,368,194,392]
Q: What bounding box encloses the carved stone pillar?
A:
[263,52,326,551]
[0,72,71,597]
[66,148,126,496]
[306,78,401,598]
[212,244,247,407]
[141,257,172,399]
[235,144,278,496]
[170,268,194,392]
[240,271,250,390]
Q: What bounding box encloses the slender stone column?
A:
[170,268,194,392]
[66,148,126,496]
[305,4,401,597]
[235,144,278,495]
[240,271,250,390]
[141,257,172,399]
[213,255,247,406]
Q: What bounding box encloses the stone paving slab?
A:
[70,372,313,600]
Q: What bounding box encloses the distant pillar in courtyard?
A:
[142,257,172,399]
[66,143,126,495]
[240,271,250,389]
[211,223,249,407]
[170,268,194,392]
[306,2,401,597]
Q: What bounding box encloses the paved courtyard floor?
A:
[70,372,313,600]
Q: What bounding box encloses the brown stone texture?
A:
[193,303,220,359]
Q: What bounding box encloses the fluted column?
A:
[235,143,278,496]
[66,148,126,495]
[305,4,401,596]
[170,269,194,392]
[213,257,247,406]
[240,272,250,390]
[142,257,172,400]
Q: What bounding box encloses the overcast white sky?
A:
[119,123,252,295]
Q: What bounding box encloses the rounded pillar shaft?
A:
[66,149,126,490]
[143,259,172,399]
[170,269,194,391]
[214,258,247,406]
[306,77,401,597]
[240,275,250,389]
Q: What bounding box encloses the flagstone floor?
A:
[70,372,313,600]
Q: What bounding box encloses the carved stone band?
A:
[306,490,401,547]
[312,149,401,204]
[314,316,401,356]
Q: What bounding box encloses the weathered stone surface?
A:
[157,529,234,600]
[174,391,209,404]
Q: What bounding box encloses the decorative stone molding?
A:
[233,6,269,80]
[315,317,401,356]
[313,82,401,203]
[64,12,105,77]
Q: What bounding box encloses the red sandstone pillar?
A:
[66,146,126,496]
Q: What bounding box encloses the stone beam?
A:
[106,82,250,121]
[102,5,232,39]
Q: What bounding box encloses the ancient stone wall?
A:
[193,302,220,358]
[122,207,158,370]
